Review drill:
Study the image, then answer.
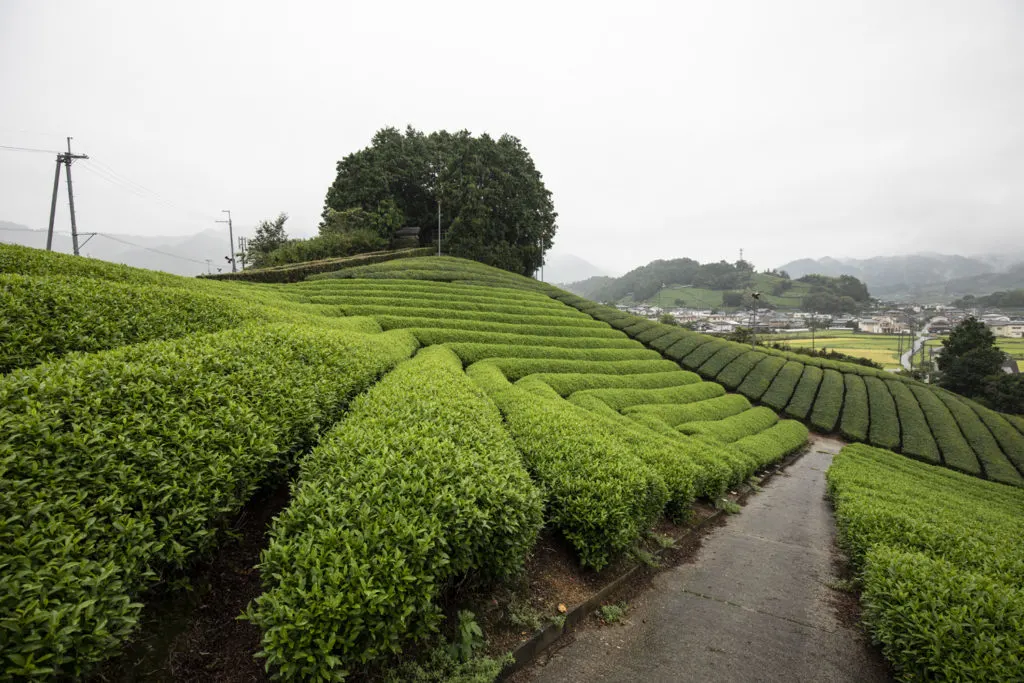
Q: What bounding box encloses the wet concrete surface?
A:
[522,436,891,683]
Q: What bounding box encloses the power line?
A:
[0,144,64,154]
[91,232,211,266]
[83,156,219,222]
[0,226,209,267]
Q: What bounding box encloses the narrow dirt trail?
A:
[520,435,891,683]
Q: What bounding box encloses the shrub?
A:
[858,376,899,450]
[0,325,417,679]
[678,406,779,443]
[468,362,667,569]
[759,360,804,410]
[732,420,809,468]
[0,274,254,372]
[407,328,639,349]
[679,339,728,369]
[444,343,659,366]
[529,371,699,396]
[341,305,606,328]
[479,358,679,382]
[885,380,940,464]
[969,403,1024,476]
[664,335,715,362]
[827,444,1024,679]
[625,394,751,426]
[736,355,787,401]
[648,328,692,352]
[909,385,982,476]
[569,379,717,411]
[809,369,844,432]
[246,347,542,680]
[838,374,869,442]
[715,350,765,390]
[861,548,1024,681]
[375,316,626,339]
[696,344,749,377]
[932,390,1021,486]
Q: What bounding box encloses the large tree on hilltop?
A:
[320,126,557,275]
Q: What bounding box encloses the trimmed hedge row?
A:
[783,365,824,420]
[909,384,982,476]
[408,328,640,349]
[970,404,1024,476]
[863,376,900,451]
[678,406,779,443]
[1,274,252,372]
[569,379,718,411]
[758,360,804,410]
[468,362,668,570]
[885,380,940,464]
[342,305,607,328]
[294,277,552,303]
[732,420,809,468]
[827,444,1024,680]
[0,242,198,288]
[376,316,627,339]
[697,345,750,377]
[809,369,844,432]
[523,371,699,396]
[203,248,435,283]
[0,325,418,679]
[736,355,788,401]
[838,374,869,443]
[246,346,542,679]
[932,391,1022,486]
[625,394,751,426]
[546,291,1023,487]
[444,343,660,366]
[715,350,765,390]
[480,358,679,382]
[303,294,588,318]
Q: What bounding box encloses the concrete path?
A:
[523,436,890,683]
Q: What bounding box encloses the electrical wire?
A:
[82,157,219,222]
[0,226,213,267]
[0,144,63,154]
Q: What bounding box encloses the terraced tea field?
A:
[2,245,1022,681]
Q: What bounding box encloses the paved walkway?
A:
[524,436,890,683]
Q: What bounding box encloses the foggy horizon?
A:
[2,0,1022,274]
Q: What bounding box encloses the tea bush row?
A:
[0,325,418,679]
[827,444,1024,680]
[444,343,659,366]
[246,347,542,680]
[548,290,1023,487]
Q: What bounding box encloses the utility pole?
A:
[205,258,212,274]
[216,210,236,272]
[237,236,248,271]
[46,137,89,253]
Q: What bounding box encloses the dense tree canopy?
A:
[953,290,1024,309]
[248,213,290,268]
[937,317,1005,399]
[574,258,756,302]
[320,126,557,276]
[798,273,871,314]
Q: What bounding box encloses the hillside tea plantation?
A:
[1,243,1021,681]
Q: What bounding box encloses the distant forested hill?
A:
[778,253,1024,300]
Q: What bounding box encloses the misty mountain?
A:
[540,253,608,285]
[0,221,234,276]
[778,253,1024,300]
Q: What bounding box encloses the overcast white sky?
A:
[2,0,1022,273]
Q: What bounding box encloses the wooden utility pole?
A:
[46,137,89,253]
